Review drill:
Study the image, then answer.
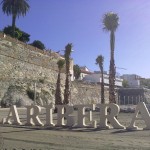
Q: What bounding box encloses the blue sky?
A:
[1,0,150,78]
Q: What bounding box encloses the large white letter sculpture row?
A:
[1,102,150,130]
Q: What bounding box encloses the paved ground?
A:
[0,107,150,150]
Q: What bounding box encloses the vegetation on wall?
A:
[26,89,34,101]
[73,64,81,80]
[3,26,30,42]
[140,78,150,89]
[30,40,46,50]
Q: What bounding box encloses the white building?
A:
[70,58,74,81]
[83,72,123,87]
[79,66,93,80]
[122,74,141,88]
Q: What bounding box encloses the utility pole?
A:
[34,82,36,105]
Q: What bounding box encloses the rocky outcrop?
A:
[1,78,58,107]
[1,84,33,107]
[1,79,109,107]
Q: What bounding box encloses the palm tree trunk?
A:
[109,31,116,103]
[64,60,70,104]
[55,70,63,105]
[12,14,16,38]
[100,65,105,104]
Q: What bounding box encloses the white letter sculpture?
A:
[26,105,44,126]
[4,105,22,125]
[56,105,75,127]
[75,104,96,128]
[127,102,150,130]
[97,103,125,129]
[44,104,55,127]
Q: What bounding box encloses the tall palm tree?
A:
[55,59,65,106]
[1,0,30,37]
[96,55,105,104]
[102,12,119,104]
[63,43,73,105]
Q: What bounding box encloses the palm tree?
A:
[55,59,65,106]
[102,12,119,104]
[96,55,105,104]
[63,43,73,105]
[1,0,30,37]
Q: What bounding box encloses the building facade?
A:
[78,66,93,80]
[83,72,123,87]
[122,74,140,88]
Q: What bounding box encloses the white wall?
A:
[122,74,140,88]
[83,73,123,87]
[79,72,88,80]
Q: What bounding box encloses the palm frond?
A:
[1,0,30,17]
[96,55,104,65]
[102,12,119,32]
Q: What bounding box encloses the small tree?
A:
[55,59,65,106]
[30,40,45,50]
[122,79,129,88]
[3,26,30,42]
[73,64,81,80]
[96,55,105,104]
[18,31,30,43]
[63,43,73,105]
[140,78,150,89]
[3,25,22,38]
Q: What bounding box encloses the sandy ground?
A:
[0,107,150,150]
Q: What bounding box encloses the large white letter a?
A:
[127,102,150,130]
[4,105,22,125]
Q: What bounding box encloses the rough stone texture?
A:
[0,34,63,106]
[1,84,33,107]
[0,34,108,107]
[71,81,109,105]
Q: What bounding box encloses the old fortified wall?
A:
[0,33,109,107]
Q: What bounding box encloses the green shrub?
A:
[39,79,44,84]
[26,89,34,101]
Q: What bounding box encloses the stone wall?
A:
[0,33,65,105]
[71,81,109,105]
[0,34,109,107]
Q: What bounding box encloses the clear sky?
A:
[1,0,150,78]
